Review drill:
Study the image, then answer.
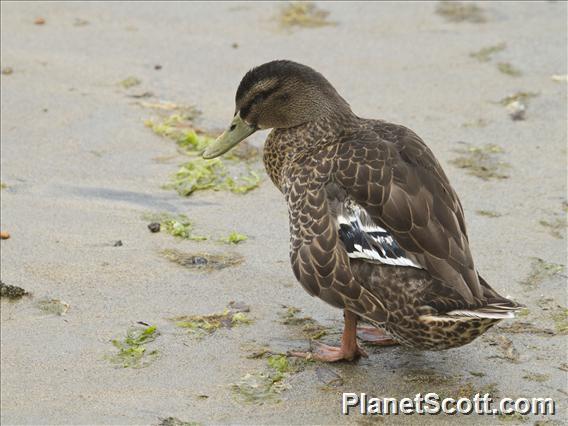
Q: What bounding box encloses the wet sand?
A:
[1,2,566,425]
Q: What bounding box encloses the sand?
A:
[1,2,566,425]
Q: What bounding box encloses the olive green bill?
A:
[202,113,256,159]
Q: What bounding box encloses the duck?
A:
[203,60,522,362]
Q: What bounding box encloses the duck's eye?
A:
[240,103,252,118]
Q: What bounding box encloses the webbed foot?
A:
[289,341,368,362]
[357,326,399,346]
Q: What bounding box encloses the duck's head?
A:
[202,60,351,159]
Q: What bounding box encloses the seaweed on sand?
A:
[107,325,159,368]
[436,1,486,23]
[161,248,243,272]
[172,303,252,338]
[143,212,207,241]
[278,2,336,29]
[231,354,306,404]
[520,258,563,289]
[450,143,510,180]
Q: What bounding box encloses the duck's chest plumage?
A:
[262,115,348,192]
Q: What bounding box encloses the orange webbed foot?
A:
[357,326,400,346]
[289,341,368,362]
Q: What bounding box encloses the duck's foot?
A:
[289,309,370,362]
[289,341,368,362]
[357,326,399,346]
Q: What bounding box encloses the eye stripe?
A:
[240,85,281,118]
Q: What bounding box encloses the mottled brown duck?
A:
[203,60,522,362]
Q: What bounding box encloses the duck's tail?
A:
[446,303,521,320]
[446,275,524,320]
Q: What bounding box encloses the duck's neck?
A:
[263,110,358,192]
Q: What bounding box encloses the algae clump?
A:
[470,43,506,62]
[107,325,159,369]
[172,307,252,338]
[450,143,509,180]
[279,306,328,340]
[497,62,521,77]
[278,2,336,29]
[144,109,262,197]
[230,354,304,405]
[158,417,200,426]
[161,248,243,271]
[222,231,248,245]
[476,210,502,218]
[436,1,486,23]
[145,113,210,154]
[143,213,207,241]
[119,76,141,88]
[520,258,563,288]
[36,298,70,315]
[164,158,261,196]
[551,307,568,335]
[539,217,565,239]
[498,92,538,107]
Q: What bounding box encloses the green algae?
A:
[436,1,486,23]
[279,305,328,340]
[119,76,141,88]
[497,321,555,336]
[450,143,510,180]
[485,335,519,363]
[107,325,159,368]
[454,382,499,399]
[222,231,248,245]
[164,158,261,196]
[161,248,243,272]
[403,370,456,386]
[551,307,568,335]
[144,109,262,197]
[158,417,200,426]
[498,412,528,423]
[522,372,550,383]
[517,308,530,318]
[539,217,565,239]
[230,371,286,405]
[520,258,564,288]
[498,92,539,106]
[278,2,336,29]
[145,113,210,153]
[476,210,502,218]
[36,298,69,315]
[470,43,506,62]
[497,62,521,77]
[143,213,207,241]
[172,306,252,338]
[462,118,489,128]
[230,354,307,405]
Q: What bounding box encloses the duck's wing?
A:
[334,123,483,305]
[283,151,389,326]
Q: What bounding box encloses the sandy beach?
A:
[1,2,567,425]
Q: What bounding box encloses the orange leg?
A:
[357,326,399,346]
[289,310,368,362]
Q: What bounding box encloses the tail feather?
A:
[447,300,523,320]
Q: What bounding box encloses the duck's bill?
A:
[202,114,256,159]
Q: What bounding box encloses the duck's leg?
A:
[357,326,399,346]
[289,310,368,362]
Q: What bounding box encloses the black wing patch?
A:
[337,200,422,268]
